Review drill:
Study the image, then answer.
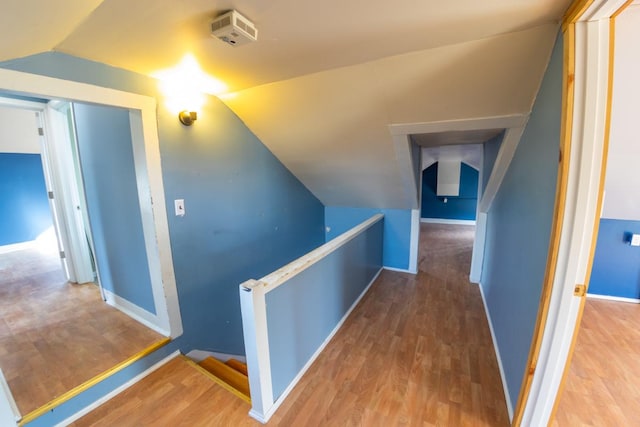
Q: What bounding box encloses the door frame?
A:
[0,68,183,338]
[514,0,631,424]
[44,101,98,286]
[0,97,73,280]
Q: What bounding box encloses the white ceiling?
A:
[223,24,560,208]
[0,0,572,209]
[2,0,569,93]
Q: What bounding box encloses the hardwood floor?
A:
[74,223,509,426]
[0,246,166,416]
[70,357,255,427]
[552,298,640,426]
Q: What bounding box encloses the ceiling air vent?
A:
[210,10,258,46]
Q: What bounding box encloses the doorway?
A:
[550,4,640,424]
[0,98,168,419]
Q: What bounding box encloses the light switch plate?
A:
[631,234,640,247]
[174,199,185,216]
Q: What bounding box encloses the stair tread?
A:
[198,357,250,398]
[225,358,248,376]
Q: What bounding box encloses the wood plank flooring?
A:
[70,357,254,427]
[0,246,166,416]
[552,298,640,426]
[73,223,509,426]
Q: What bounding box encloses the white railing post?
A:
[239,280,274,423]
[0,369,20,426]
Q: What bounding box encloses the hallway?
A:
[73,223,509,426]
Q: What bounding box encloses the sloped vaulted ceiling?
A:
[222,24,560,208]
[0,0,571,209]
[0,0,104,63]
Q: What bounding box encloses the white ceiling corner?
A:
[0,0,105,62]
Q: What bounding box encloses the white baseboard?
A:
[261,267,383,423]
[185,350,246,364]
[420,218,476,225]
[103,289,169,336]
[384,266,416,274]
[0,241,35,255]
[478,282,514,421]
[249,408,268,423]
[587,293,640,304]
[54,350,181,427]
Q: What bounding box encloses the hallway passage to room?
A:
[72,222,509,426]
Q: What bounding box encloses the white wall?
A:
[601,5,640,220]
[0,106,40,153]
[421,144,482,171]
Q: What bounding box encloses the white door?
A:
[41,103,96,285]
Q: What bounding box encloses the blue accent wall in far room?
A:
[588,219,640,299]
[325,206,411,270]
[421,162,478,221]
[480,33,563,411]
[0,153,52,246]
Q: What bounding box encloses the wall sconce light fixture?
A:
[179,110,198,126]
[154,54,228,128]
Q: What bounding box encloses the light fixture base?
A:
[179,111,198,126]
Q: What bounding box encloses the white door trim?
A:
[0,68,183,338]
[519,1,628,423]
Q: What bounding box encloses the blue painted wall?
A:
[0,153,52,246]
[480,34,563,410]
[0,53,325,350]
[0,52,327,425]
[483,131,504,192]
[325,206,412,270]
[267,217,383,399]
[588,219,640,299]
[74,103,156,314]
[161,97,326,355]
[421,162,478,221]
